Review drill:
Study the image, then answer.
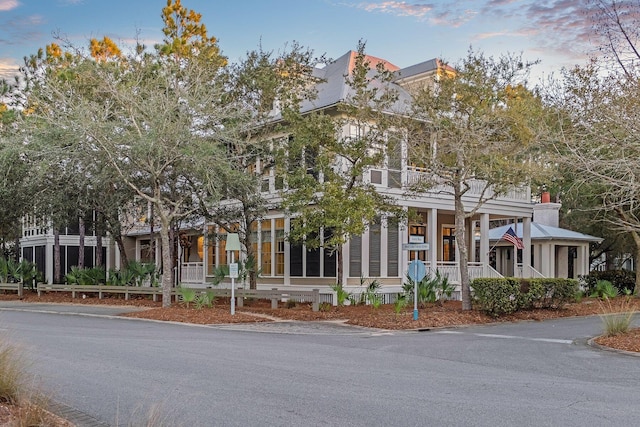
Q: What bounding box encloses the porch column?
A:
[513,218,519,278]
[540,243,554,277]
[523,217,532,277]
[380,217,388,277]
[479,213,490,265]
[577,244,589,276]
[428,208,438,274]
[557,246,569,278]
[284,217,291,285]
[466,218,474,262]
[342,240,350,285]
[400,212,409,277]
[46,237,54,284]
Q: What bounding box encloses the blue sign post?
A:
[403,243,429,321]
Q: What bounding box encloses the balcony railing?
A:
[404,168,530,202]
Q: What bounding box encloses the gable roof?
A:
[488,222,602,243]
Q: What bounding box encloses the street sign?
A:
[229,263,239,279]
[402,243,430,251]
[409,235,425,244]
[407,259,426,283]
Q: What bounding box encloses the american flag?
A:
[502,226,524,249]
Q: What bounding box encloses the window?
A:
[290,243,303,277]
[140,239,155,263]
[442,226,456,262]
[387,220,399,276]
[388,132,403,188]
[323,228,337,278]
[306,232,320,277]
[369,222,381,277]
[261,220,272,275]
[206,226,216,273]
[408,224,426,261]
[275,219,285,276]
[349,235,362,277]
[370,169,383,185]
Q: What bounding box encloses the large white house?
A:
[21,51,599,291]
[122,51,541,294]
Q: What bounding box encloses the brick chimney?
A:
[533,192,561,227]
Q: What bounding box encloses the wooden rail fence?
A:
[1,283,321,311]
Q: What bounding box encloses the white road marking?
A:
[435,330,573,344]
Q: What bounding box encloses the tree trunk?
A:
[336,245,343,287]
[631,230,640,295]
[242,233,257,290]
[95,213,103,267]
[170,224,177,287]
[160,215,173,307]
[54,229,61,284]
[78,216,85,269]
[115,235,128,267]
[454,185,472,311]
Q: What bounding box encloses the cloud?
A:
[359,1,433,18]
[0,0,19,12]
[1,15,45,44]
[0,58,20,79]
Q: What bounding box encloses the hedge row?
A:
[471,278,578,317]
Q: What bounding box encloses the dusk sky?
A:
[0,0,600,82]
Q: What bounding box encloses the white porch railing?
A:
[515,264,546,279]
[424,261,503,284]
[180,262,204,284]
[405,168,530,202]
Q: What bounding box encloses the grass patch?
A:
[0,336,27,405]
[599,297,637,337]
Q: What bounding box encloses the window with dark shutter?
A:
[349,235,362,277]
[387,221,399,276]
[369,223,381,277]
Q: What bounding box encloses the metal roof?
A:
[300,51,437,114]
[488,222,602,243]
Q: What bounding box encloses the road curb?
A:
[587,336,640,357]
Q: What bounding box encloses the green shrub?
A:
[581,270,635,295]
[590,280,619,299]
[403,270,455,307]
[471,278,520,317]
[473,277,578,316]
[178,286,196,308]
[531,278,578,308]
[331,283,351,306]
[393,294,408,314]
[194,290,215,310]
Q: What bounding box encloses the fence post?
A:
[236,288,243,308]
[271,288,278,309]
[18,281,23,298]
[312,289,319,312]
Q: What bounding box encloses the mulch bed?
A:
[2,290,639,352]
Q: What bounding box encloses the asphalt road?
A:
[0,301,638,427]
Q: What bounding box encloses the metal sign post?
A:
[226,233,241,315]
[403,243,429,321]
